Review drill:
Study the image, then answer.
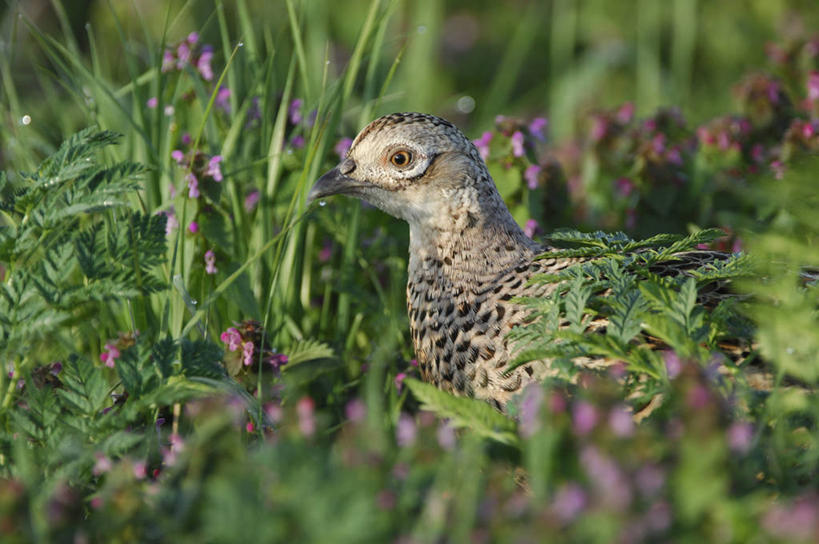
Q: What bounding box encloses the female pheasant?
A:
[309,112,736,407]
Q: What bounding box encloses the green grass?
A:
[1,0,819,541]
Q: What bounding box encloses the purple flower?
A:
[635,464,666,498]
[580,446,632,510]
[133,460,147,480]
[616,102,635,124]
[473,131,493,161]
[590,116,608,142]
[268,353,288,369]
[572,401,598,436]
[437,420,456,451]
[204,249,217,275]
[186,173,200,198]
[528,117,548,141]
[663,351,682,379]
[93,453,112,476]
[608,405,634,437]
[205,155,223,182]
[171,149,185,165]
[181,132,192,145]
[244,189,260,212]
[524,164,541,189]
[396,413,417,447]
[771,160,785,180]
[523,219,539,239]
[176,41,191,69]
[215,86,231,113]
[187,32,199,44]
[551,483,587,523]
[666,147,683,165]
[345,398,366,423]
[220,327,242,351]
[290,135,305,149]
[727,421,753,453]
[686,383,711,409]
[100,342,120,368]
[614,177,635,198]
[763,495,819,542]
[318,240,333,263]
[197,45,214,81]
[297,396,316,438]
[651,133,666,154]
[188,221,198,234]
[288,98,303,125]
[511,130,525,157]
[242,341,254,366]
[518,383,544,437]
[146,96,158,109]
[162,49,175,72]
[334,137,353,159]
[158,208,178,235]
[394,372,407,392]
[809,71,819,102]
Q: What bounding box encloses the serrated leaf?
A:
[405,378,518,446]
[283,339,336,367]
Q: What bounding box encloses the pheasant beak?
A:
[308,158,358,204]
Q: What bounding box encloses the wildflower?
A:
[215,86,231,113]
[524,164,541,189]
[297,396,316,438]
[762,494,819,542]
[176,41,191,69]
[608,404,634,437]
[90,496,103,509]
[523,219,539,239]
[133,460,147,480]
[162,433,185,467]
[635,464,666,498]
[264,402,283,424]
[771,160,785,180]
[244,189,260,212]
[290,135,305,149]
[572,401,598,436]
[473,131,492,161]
[590,116,608,142]
[100,342,120,368]
[205,155,223,182]
[334,137,353,159]
[686,383,711,409]
[187,31,199,44]
[436,420,456,451]
[651,133,666,154]
[528,117,548,141]
[614,177,635,198]
[171,149,185,165]
[92,453,112,476]
[663,350,682,379]
[727,421,754,453]
[288,98,303,125]
[345,398,366,423]
[146,96,158,109]
[396,413,417,447]
[666,147,683,165]
[581,446,632,510]
[616,102,635,124]
[242,340,255,366]
[188,221,198,234]
[161,49,175,72]
[551,483,587,523]
[394,372,407,392]
[268,353,288,369]
[625,208,637,230]
[518,383,544,438]
[196,45,214,81]
[808,71,819,102]
[186,172,200,198]
[204,249,218,275]
[246,421,255,433]
[318,239,333,262]
[511,130,525,157]
[410,359,418,367]
[181,132,192,145]
[157,208,178,235]
[220,327,242,351]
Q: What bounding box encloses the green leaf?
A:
[405,378,519,446]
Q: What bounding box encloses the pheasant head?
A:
[310,112,539,269]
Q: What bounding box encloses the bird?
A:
[309,112,743,408]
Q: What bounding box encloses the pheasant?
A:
[309,112,741,407]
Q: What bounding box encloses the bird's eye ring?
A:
[390,150,412,168]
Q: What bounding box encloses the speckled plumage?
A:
[309,113,733,407]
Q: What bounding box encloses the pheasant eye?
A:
[390,150,412,168]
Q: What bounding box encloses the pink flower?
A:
[171,149,185,165]
[396,413,417,447]
[161,49,175,72]
[614,177,635,198]
[528,117,548,141]
[511,130,525,157]
[100,342,120,368]
[616,102,635,124]
[215,86,231,113]
[290,135,305,149]
[133,460,147,480]
[220,327,242,351]
[187,32,199,44]
[181,132,192,145]
[808,71,819,102]
[196,45,214,81]
[244,189,260,212]
[473,131,492,161]
[436,420,456,451]
[590,116,608,142]
[205,155,223,182]
[523,219,539,239]
[334,137,353,159]
[297,396,316,438]
[92,453,112,475]
[345,398,366,423]
[572,401,598,436]
[771,160,785,180]
[524,164,541,189]
[551,483,587,523]
[242,341,255,366]
[608,405,634,437]
[663,350,682,379]
[146,96,158,109]
[727,421,753,453]
[267,353,288,369]
[245,421,255,433]
[318,240,333,262]
[186,173,200,198]
[519,383,544,437]
[188,221,198,234]
[394,372,407,392]
[204,249,217,275]
[176,41,191,68]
